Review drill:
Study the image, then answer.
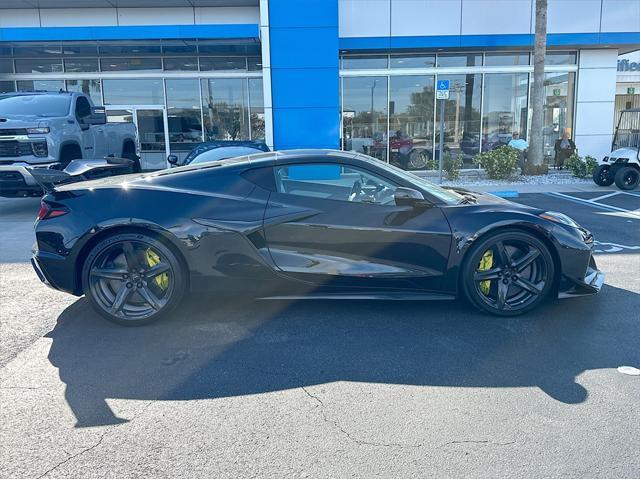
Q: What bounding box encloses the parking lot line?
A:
[589,191,622,203]
[545,192,640,219]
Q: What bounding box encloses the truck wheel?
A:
[122,142,141,172]
[59,145,82,169]
[614,166,640,190]
[592,165,614,186]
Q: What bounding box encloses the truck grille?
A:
[0,141,33,157]
[0,129,28,136]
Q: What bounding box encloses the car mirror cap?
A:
[394,187,427,207]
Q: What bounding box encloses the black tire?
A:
[59,144,82,169]
[81,232,186,326]
[408,150,428,170]
[614,166,640,191]
[122,142,141,173]
[461,230,555,316]
[592,164,614,186]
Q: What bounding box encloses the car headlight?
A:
[539,211,580,228]
[26,127,50,135]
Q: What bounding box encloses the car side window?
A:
[75,96,91,120]
[274,163,398,205]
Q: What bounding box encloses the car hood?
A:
[0,117,49,130]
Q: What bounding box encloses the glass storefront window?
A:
[102,79,164,105]
[201,78,250,141]
[482,73,529,151]
[389,75,435,170]
[100,57,162,72]
[66,80,102,105]
[61,42,99,56]
[249,78,265,140]
[199,57,247,71]
[0,59,13,74]
[163,57,198,71]
[166,79,203,152]
[16,79,64,92]
[161,41,197,55]
[247,57,263,71]
[540,51,577,65]
[437,54,482,67]
[342,55,388,70]
[64,58,99,73]
[0,81,15,93]
[12,43,62,57]
[390,54,436,69]
[14,58,63,74]
[435,74,482,162]
[98,41,161,56]
[341,76,388,162]
[540,72,576,158]
[484,53,529,66]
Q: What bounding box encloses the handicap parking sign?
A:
[437,80,450,91]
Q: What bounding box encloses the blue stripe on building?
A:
[269,0,340,150]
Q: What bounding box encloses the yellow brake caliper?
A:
[478,249,494,295]
[145,248,169,290]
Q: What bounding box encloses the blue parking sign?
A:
[437,79,450,91]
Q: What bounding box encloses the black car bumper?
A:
[0,168,43,198]
[558,254,605,298]
[31,250,79,295]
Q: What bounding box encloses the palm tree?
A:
[529,0,548,168]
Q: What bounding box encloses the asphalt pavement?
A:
[1,191,638,478]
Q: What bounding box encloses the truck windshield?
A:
[0,95,71,117]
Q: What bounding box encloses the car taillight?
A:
[37,201,68,220]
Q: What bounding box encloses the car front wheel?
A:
[462,230,555,316]
[82,232,186,326]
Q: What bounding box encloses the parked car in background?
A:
[167,140,269,167]
[0,91,138,168]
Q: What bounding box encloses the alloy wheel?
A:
[88,240,175,321]
[472,238,549,312]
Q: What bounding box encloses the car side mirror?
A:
[394,187,427,207]
[85,106,107,125]
[167,154,179,166]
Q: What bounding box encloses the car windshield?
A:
[190,146,265,165]
[363,155,464,205]
[0,95,71,117]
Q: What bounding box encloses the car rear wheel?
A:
[82,232,185,326]
[592,164,614,186]
[462,230,555,316]
[614,166,639,190]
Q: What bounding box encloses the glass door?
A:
[105,105,169,171]
[135,108,169,170]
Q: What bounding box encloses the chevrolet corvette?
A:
[31,150,604,325]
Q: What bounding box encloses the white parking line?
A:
[589,191,622,202]
[546,192,640,219]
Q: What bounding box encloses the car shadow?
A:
[46,284,640,428]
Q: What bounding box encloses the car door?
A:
[263,161,452,292]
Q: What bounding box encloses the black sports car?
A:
[32,150,604,325]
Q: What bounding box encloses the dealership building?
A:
[0,0,639,170]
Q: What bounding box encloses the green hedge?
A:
[474,146,519,180]
[566,154,598,178]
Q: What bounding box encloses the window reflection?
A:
[0,59,12,74]
[100,57,162,72]
[201,78,249,141]
[14,58,63,74]
[390,54,435,69]
[66,79,102,105]
[102,79,164,105]
[484,53,529,66]
[16,79,64,92]
[0,81,15,93]
[437,54,482,68]
[342,76,388,162]
[389,75,435,170]
[163,57,198,71]
[342,55,388,70]
[540,72,575,158]
[249,78,265,140]
[436,74,482,162]
[166,79,203,152]
[482,73,529,152]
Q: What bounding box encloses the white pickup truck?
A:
[0,91,138,196]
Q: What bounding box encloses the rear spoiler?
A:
[27,168,73,194]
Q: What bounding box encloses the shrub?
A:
[474,146,519,180]
[443,152,464,180]
[566,154,598,178]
